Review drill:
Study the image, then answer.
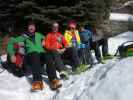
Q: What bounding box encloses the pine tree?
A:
[0,0,21,32]
[0,0,114,33]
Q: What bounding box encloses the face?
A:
[52,23,59,33]
[69,24,76,32]
[28,24,36,33]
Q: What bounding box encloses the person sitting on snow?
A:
[44,22,80,75]
[4,31,26,77]
[88,25,113,61]
[79,25,94,67]
[64,20,89,73]
[43,22,69,79]
[7,22,62,91]
[64,20,81,49]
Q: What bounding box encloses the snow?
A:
[110,13,133,22]
[88,57,133,100]
[0,31,133,100]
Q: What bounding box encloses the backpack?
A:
[13,34,28,68]
[115,41,133,58]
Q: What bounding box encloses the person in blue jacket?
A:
[79,25,93,67]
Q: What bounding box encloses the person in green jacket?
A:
[7,22,62,91]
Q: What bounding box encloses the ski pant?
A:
[78,47,93,66]
[62,47,81,69]
[26,52,57,82]
[97,38,109,57]
[90,41,102,62]
[47,47,81,71]
[46,51,66,73]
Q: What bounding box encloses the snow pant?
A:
[46,51,66,73]
[90,41,102,62]
[78,47,93,66]
[47,47,81,71]
[97,38,109,57]
[62,47,81,70]
[26,52,57,82]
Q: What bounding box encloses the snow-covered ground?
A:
[0,32,133,100]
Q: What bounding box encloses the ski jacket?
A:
[7,32,45,57]
[44,32,68,51]
[79,29,92,44]
[64,30,81,47]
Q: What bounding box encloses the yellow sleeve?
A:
[75,30,81,45]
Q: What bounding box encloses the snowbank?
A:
[87,57,133,100]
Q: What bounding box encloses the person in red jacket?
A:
[44,22,80,75]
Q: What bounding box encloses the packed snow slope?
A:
[0,31,133,100]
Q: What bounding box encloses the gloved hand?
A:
[57,48,66,54]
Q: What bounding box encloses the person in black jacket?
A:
[85,25,112,63]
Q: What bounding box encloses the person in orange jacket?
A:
[43,22,81,74]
